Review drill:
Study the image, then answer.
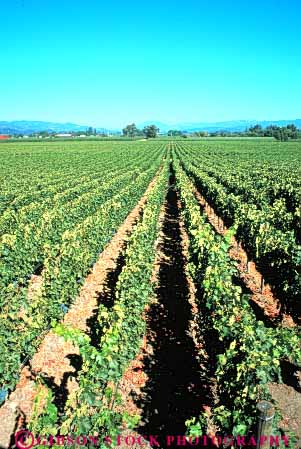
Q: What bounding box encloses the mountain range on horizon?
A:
[0,119,300,135]
[137,119,301,132]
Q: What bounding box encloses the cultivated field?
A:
[0,139,300,448]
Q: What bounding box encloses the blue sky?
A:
[1,0,301,128]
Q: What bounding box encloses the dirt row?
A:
[111,168,301,447]
[0,168,163,449]
[2,161,299,448]
[111,165,217,448]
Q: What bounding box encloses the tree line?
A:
[122,124,159,138]
[122,123,301,140]
[197,124,300,140]
[6,122,301,140]
[246,124,299,141]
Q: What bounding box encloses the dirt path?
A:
[0,168,162,449]
[116,166,215,448]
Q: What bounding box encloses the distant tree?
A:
[273,129,280,141]
[167,129,183,137]
[281,128,289,141]
[86,126,94,135]
[248,124,263,136]
[271,125,295,141]
[143,125,159,138]
[286,124,297,139]
[193,131,206,137]
[263,125,275,137]
[122,123,139,138]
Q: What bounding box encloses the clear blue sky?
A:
[1,0,301,128]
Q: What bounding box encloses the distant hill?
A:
[0,121,113,135]
[138,119,301,133]
[1,119,300,135]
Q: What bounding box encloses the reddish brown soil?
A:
[115,179,217,448]
[268,382,301,448]
[27,274,43,300]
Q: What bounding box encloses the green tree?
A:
[287,124,297,132]
[193,131,206,137]
[281,128,289,141]
[286,124,297,139]
[273,129,282,141]
[143,125,159,138]
[122,123,138,138]
[248,124,263,136]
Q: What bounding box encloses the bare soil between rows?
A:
[1,160,300,448]
[116,166,216,448]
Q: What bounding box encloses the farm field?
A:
[0,139,300,448]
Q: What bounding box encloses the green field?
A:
[0,139,300,446]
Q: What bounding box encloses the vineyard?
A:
[0,139,300,448]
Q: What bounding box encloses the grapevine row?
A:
[175,144,301,316]
[0,146,164,395]
[28,158,170,443]
[173,155,301,441]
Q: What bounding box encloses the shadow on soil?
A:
[86,253,126,347]
[136,167,213,448]
[39,354,83,417]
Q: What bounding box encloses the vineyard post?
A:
[109,381,120,411]
[261,276,265,293]
[256,400,274,449]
